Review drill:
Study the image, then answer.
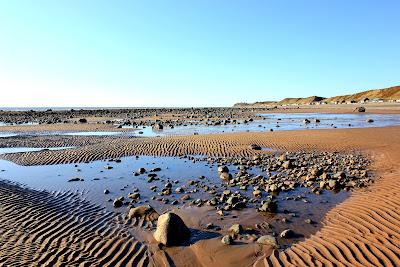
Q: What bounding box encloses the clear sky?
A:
[0,1,399,107]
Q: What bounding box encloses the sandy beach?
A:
[1,113,399,266]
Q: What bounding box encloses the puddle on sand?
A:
[0,155,349,247]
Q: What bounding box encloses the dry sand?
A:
[0,126,399,266]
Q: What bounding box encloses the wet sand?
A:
[0,125,399,266]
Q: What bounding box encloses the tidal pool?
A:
[0,155,349,246]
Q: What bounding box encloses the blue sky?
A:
[0,1,399,107]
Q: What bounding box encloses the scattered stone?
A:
[355,106,366,112]
[256,235,278,248]
[221,235,233,245]
[129,205,159,221]
[229,224,243,235]
[280,229,295,238]
[113,198,123,208]
[68,177,81,182]
[248,144,262,150]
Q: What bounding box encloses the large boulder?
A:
[129,205,159,221]
[153,212,191,246]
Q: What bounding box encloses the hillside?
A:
[234,85,400,107]
[325,85,400,102]
[277,96,325,105]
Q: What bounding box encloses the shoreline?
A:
[0,125,399,266]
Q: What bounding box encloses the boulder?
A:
[153,212,191,246]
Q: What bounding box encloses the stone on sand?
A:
[154,212,190,246]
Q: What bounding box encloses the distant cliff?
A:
[234,85,400,107]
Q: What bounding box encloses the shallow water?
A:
[67,112,400,137]
[0,155,348,245]
[1,113,399,138]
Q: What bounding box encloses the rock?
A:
[258,200,277,213]
[248,144,262,150]
[305,218,313,224]
[152,123,164,130]
[113,198,123,208]
[253,190,262,197]
[128,193,140,199]
[137,167,146,174]
[78,118,87,123]
[278,154,287,161]
[68,177,81,182]
[280,229,295,238]
[219,172,232,180]
[355,106,366,112]
[366,118,374,123]
[303,119,310,124]
[282,160,292,169]
[229,224,243,235]
[181,194,190,201]
[153,212,191,246]
[104,189,110,194]
[175,187,184,193]
[256,235,278,248]
[129,205,159,221]
[104,165,113,170]
[218,166,229,173]
[328,179,337,189]
[226,196,239,205]
[221,235,233,245]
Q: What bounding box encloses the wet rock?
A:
[229,224,243,235]
[282,160,292,169]
[104,165,113,170]
[113,198,123,208]
[355,106,366,112]
[256,235,278,248]
[218,166,229,173]
[221,235,233,245]
[280,229,295,238]
[104,189,110,194]
[366,118,374,123]
[152,123,164,130]
[258,200,277,213]
[128,193,140,200]
[68,177,81,182]
[253,190,262,197]
[219,172,232,180]
[129,205,159,221]
[153,212,190,246]
[181,194,190,201]
[248,144,262,150]
[305,218,313,224]
[137,168,146,174]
